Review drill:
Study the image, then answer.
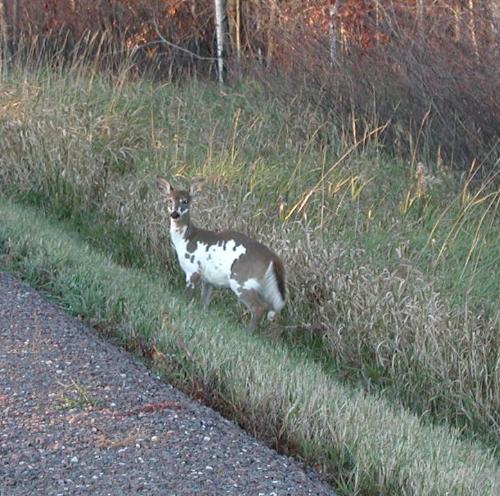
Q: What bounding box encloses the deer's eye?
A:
[181,199,188,205]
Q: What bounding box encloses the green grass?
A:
[55,379,101,411]
[1,198,499,496]
[0,56,499,454]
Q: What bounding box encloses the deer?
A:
[157,177,286,331]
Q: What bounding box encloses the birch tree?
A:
[452,0,463,42]
[11,0,17,47]
[416,0,425,37]
[374,0,380,35]
[328,1,337,63]
[266,0,278,66]
[214,0,227,85]
[0,0,7,74]
[468,0,480,62]
[329,0,345,63]
[482,0,500,51]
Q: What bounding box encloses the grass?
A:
[56,379,101,411]
[0,45,499,476]
[2,56,500,437]
[0,198,499,495]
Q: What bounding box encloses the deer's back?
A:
[173,227,278,288]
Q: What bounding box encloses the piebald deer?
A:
[157,177,286,331]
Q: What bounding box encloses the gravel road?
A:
[0,272,334,496]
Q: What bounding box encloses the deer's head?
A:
[157,176,204,223]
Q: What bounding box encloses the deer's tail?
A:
[261,258,286,320]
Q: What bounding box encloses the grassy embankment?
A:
[0,199,499,495]
[0,57,498,494]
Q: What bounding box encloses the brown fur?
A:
[272,256,286,303]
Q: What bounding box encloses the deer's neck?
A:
[170,216,197,242]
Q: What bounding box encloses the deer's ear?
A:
[190,177,205,198]
[157,176,173,195]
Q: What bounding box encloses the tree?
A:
[0,0,7,74]
[329,0,345,63]
[227,0,242,64]
[467,0,480,62]
[214,0,227,84]
[416,0,425,37]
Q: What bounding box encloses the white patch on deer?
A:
[230,277,259,298]
[170,224,187,248]
[171,229,247,289]
[261,261,285,312]
[243,278,260,291]
[169,225,195,286]
[267,310,277,321]
[200,240,246,286]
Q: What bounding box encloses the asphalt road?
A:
[0,272,334,496]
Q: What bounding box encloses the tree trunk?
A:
[479,0,498,58]
[234,0,241,63]
[226,0,241,64]
[266,0,277,66]
[468,0,480,62]
[230,0,241,65]
[0,0,7,74]
[329,0,345,63]
[328,1,338,63]
[452,0,462,43]
[416,0,425,37]
[11,0,17,46]
[214,0,227,85]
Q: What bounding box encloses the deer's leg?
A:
[201,281,214,309]
[238,289,267,332]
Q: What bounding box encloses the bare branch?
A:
[150,20,217,62]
